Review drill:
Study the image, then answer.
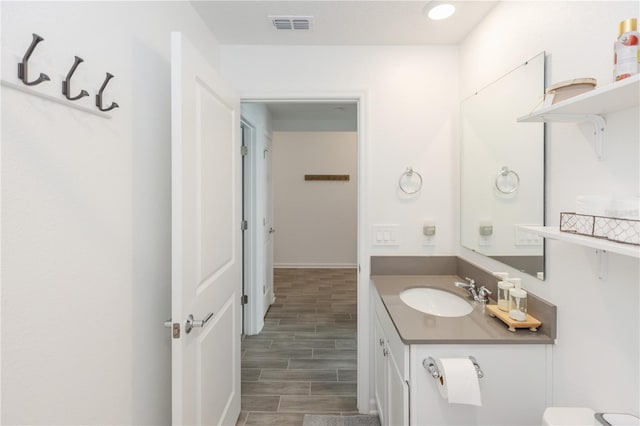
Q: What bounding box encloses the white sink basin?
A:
[399,287,473,317]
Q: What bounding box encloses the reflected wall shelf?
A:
[517,74,640,159]
[519,225,640,259]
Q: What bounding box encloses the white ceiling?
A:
[264,102,358,131]
[202,1,498,126]
[265,102,357,122]
[191,1,499,45]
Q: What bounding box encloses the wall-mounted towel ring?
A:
[17,33,50,86]
[495,166,520,194]
[399,167,423,195]
[62,56,89,101]
[96,72,119,112]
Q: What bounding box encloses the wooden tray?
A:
[486,304,541,332]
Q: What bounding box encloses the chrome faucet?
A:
[454,277,478,298]
[454,277,493,304]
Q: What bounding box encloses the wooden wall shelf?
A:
[304,175,350,181]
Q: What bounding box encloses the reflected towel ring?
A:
[495,166,520,194]
[399,167,423,195]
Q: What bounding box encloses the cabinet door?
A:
[410,344,549,425]
[387,347,409,426]
[374,315,387,425]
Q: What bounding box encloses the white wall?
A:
[272,131,357,267]
[1,2,220,424]
[221,46,460,256]
[460,1,639,415]
[273,117,357,132]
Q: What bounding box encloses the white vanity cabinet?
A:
[372,284,551,426]
[374,294,410,426]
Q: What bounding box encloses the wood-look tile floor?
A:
[237,268,358,426]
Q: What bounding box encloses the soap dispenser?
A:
[497,280,514,312]
[508,278,528,322]
[493,272,512,311]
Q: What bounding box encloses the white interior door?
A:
[171,32,241,425]
[263,137,274,313]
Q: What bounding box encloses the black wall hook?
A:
[96,73,119,112]
[62,56,89,101]
[18,33,50,86]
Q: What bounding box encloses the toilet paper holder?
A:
[423,356,484,379]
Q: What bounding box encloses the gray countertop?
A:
[372,274,555,345]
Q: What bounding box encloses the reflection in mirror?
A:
[461,52,545,280]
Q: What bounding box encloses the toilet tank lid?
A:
[543,407,595,425]
[596,413,640,426]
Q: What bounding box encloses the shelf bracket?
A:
[537,113,606,159]
[596,249,608,281]
[587,114,606,160]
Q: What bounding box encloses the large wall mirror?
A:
[461,52,545,280]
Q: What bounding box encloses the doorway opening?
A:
[240,99,362,420]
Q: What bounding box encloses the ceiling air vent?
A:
[270,16,313,31]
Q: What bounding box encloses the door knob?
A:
[185,312,214,334]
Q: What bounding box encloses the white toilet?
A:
[543,407,640,426]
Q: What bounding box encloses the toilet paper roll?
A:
[435,358,482,406]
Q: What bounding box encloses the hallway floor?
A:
[237,268,358,426]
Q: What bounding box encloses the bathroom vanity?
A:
[371,257,556,426]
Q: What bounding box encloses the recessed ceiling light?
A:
[425,2,456,20]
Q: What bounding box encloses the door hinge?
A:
[241,295,248,305]
[241,220,248,231]
[241,145,249,156]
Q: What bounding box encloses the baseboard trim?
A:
[274,263,357,269]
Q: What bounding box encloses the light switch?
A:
[372,225,400,246]
[514,225,543,246]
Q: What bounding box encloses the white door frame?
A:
[241,92,371,414]
[240,119,261,335]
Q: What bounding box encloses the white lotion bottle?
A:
[497,280,514,311]
[508,279,528,321]
[493,272,511,310]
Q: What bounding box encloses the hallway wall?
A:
[272,131,358,268]
[1,2,220,424]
